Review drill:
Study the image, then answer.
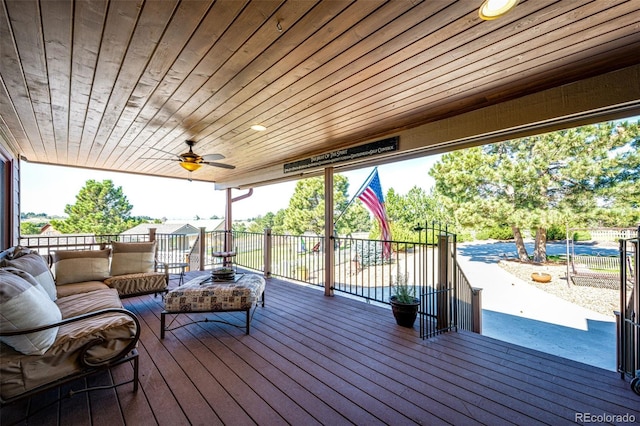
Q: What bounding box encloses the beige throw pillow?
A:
[2,251,57,301]
[110,241,156,276]
[0,268,62,355]
[53,249,111,285]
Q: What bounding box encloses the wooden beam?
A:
[217,64,640,189]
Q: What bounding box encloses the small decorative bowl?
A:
[531,272,552,283]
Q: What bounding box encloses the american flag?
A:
[356,168,392,258]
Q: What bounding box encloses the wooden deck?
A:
[2,271,639,425]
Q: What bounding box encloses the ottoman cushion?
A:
[164,274,265,312]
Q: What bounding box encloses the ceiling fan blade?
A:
[148,146,180,159]
[203,161,236,169]
[201,153,225,161]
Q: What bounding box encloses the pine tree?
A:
[51,180,143,234]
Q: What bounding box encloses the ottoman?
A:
[161,273,265,337]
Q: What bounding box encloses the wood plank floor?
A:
[2,271,639,425]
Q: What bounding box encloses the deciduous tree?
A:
[20,222,43,235]
[247,211,288,234]
[384,186,448,241]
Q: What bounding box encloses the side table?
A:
[157,262,189,286]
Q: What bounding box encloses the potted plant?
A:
[389,273,420,328]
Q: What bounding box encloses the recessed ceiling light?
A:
[251,124,267,131]
[479,0,518,20]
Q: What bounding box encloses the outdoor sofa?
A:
[0,241,166,405]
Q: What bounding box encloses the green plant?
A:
[476,225,514,240]
[391,273,417,304]
[354,240,392,267]
[545,224,566,241]
[573,230,592,241]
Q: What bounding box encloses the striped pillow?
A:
[0,268,62,355]
[2,251,57,301]
[53,249,111,285]
[110,241,156,276]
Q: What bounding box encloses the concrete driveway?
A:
[457,241,617,371]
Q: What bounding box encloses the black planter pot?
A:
[389,296,420,328]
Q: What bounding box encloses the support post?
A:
[472,288,482,334]
[225,189,232,253]
[615,310,623,379]
[199,227,206,271]
[324,167,334,297]
[264,228,272,279]
[437,234,450,330]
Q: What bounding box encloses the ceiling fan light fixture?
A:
[251,124,267,131]
[479,0,518,20]
[180,161,202,172]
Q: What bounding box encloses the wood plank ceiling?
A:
[1,0,640,188]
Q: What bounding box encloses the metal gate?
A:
[617,229,640,395]
[419,227,482,339]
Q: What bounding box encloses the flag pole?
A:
[333,167,378,227]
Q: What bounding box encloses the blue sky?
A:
[21,155,440,220]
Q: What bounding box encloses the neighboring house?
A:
[122,220,226,251]
[39,223,61,236]
[122,223,200,252]
[122,222,200,236]
[165,219,225,232]
[122,220,226,266]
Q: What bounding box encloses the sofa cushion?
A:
[55,281,110,298]
[110,241,156,276]
[0,268,62,355]
[56,287,123,318]
[1,288,137,401]
[53,249,111,285]
[1,251,57,301]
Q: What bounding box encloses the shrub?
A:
[353,239,392,267]
[545,225,566,241]
[454,229,473,243]
[476,226,514,240]
[572,230,592,241]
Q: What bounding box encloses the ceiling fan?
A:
[144,140,235,172]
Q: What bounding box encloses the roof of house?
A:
[122,223,200,235]
[164,219,226,232]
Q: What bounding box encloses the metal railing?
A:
[616,230,639,386]
[20,223,481,338]
[19,231,190,273]
[454,260,483,335]
[19,233,150,259]
[232,221,479,338]
[231,230,431,305]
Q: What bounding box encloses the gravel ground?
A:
[497,259,620,318]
